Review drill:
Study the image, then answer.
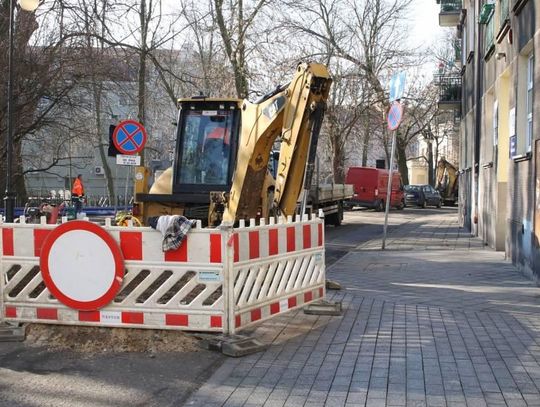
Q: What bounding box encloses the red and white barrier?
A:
[227,216,325,330]
[0,214,325,334]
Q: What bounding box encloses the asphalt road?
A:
[0,205,455,407]
[0,340,223,407]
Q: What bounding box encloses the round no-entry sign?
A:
[387,101,403,131]
[112,120,147,155]
[39,221,124,311]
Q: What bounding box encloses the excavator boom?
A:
[224,62,332,223]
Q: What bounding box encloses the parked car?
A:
[404,185,442,208]
[346,167,405,211]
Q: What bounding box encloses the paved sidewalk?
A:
[185,211,540,407]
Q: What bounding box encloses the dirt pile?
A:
[25,324,200,354]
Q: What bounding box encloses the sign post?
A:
[382,101,404,250]
[112,120,147,208]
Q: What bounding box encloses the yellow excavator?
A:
[133,62,332,226]
[435,158,458,206]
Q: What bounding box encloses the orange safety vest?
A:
[206,127,230,145]
[72,178,84,196]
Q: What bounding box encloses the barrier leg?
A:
[0,224,25,342]
[222,225,235,336]
[203,224,267,357]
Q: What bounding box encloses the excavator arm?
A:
[436,158,458,201]
[223,62,332,223]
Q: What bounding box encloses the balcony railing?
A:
[438,76,462,110]
[438,0,463,26]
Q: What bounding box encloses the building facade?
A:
[438,0,540,280]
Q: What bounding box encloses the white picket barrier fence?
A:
[0,214,325,335]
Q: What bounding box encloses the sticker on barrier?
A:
[39,220,125,311]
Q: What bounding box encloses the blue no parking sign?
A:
[387,101,403,131]
[112,120,147,155]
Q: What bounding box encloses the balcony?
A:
[438,76,462,110]
[438,0,463,27]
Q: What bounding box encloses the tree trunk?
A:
[396,138,409,186]
[213,0,250,99]
[14,141,26,205]
[427,139,434,186]
[332,135,346,183]
[138,0,147,165]
[91,83,115,205]
[383,129,391,168]
[361,112,370,166]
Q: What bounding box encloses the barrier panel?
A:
[0,214,325,335]
[228,216,325,331]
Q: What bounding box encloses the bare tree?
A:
[394,80,439,185]
[0,0,86,202]
[320,63,369,182]
[279,0,418,180]
[212,0,270,98]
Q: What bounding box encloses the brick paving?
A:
[184,210,540,407]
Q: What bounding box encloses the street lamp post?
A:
[3,0,39,222]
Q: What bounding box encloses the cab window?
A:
[177,110,234,186]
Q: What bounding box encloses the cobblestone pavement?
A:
[185,210,540,407]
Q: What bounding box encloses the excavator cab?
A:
[172,98,241,199]
[134,98,241,223]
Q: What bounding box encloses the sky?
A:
[410,0,446,48]
[407,0,449,81]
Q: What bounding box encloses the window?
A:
[515,49,534,157]
[176,108,236,186]
[526,53,534,152]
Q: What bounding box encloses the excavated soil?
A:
[25,324,201,354]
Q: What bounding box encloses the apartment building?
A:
[437,0,540,279]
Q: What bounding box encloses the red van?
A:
[345,167,405,211]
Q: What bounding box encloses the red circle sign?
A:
[112,120,147,155]
[39,221,125,311]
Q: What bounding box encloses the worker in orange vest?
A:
[203,121,231,184]
[71,174,85,213]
